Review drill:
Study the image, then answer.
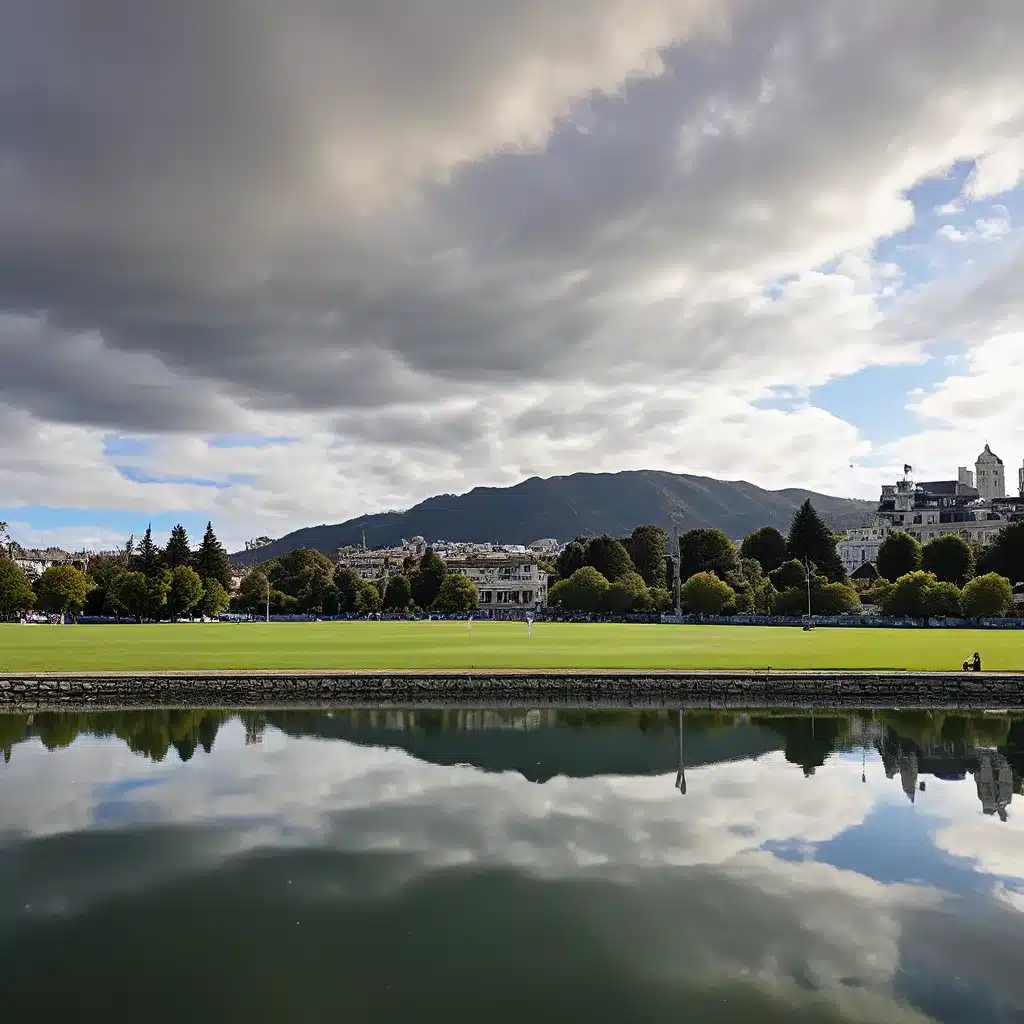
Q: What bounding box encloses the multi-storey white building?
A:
[337,537,549,607]
[837,446,1024,574]
[449,556,548,610]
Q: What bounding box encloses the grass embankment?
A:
[0,621,1021,673]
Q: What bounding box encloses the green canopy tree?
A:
[194,522,233,591]
[924,580,963,618]
[978,522,1024,584]
[961,572,1013,619]
[200,578,230,619]
[163,524,193,569]
[555,566,611,613]
[410,548,447,608]
[146,569,172,621]
[584,534,635,582]
[0,557,35,618]
[107,571,150,622]
[554,540,587,582]
[678,529,739,583]
[166,565,205,621]
[605,570,650,613]
[626,525,668,588]
[355,579,381,614]
[237,569,271,617]
[879,571,936,619]
[922,534,974,585]
[82,552,132,615]
[382,574,412,610]
[740,526,788,574]
[681,571,734,617]
[769,558,808,591]
[335,566,363,613]
[876,531,922,582]
[432,573,479,613]
[786,500,846,582]
[35,564,93,621]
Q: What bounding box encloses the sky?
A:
[4,1,1024,553]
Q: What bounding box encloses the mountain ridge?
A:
[230,469,876,564]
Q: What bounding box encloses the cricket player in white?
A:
[527,614,533,638]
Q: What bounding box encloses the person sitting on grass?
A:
[962,659,970,672]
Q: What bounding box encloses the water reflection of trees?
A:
[2,709,1022,812]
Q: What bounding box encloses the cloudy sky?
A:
[4,0,1024,551]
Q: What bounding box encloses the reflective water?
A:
[1,709,1023,1023]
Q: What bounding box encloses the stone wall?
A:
[1,672,1022,711]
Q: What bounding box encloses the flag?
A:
[903,464,913,475]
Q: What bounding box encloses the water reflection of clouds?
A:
[3,724,1024,1020]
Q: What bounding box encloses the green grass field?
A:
[1,621,1022,672]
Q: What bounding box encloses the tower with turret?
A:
[975,443,1006,500]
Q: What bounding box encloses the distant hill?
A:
[230,470,876,564]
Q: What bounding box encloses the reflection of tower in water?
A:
[675,708,686,795]
[975,749,1013,822]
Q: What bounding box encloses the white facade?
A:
[450,557,548,609]
[836,447,1024,573]
[975,444,1006,499]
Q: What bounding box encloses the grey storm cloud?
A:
[2,0,1024,439]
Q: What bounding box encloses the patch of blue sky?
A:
[102,435,154,458]
[114,465,229,489]
[208,434,297,449]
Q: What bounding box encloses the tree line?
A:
[548,501,860,616]
[0,522,234,622]
[232,545,479,617]
[855,524,1024,620]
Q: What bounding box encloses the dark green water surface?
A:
[2,708,1023,1023]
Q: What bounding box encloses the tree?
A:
[382,574,412,610]
[82,552,132,615]
[335,566,363,613]
[163,524,193,569]
[584,534,635,583]
[146,570,172,621]
[108,571,150,622]
[814,582,862,615]
[787,500,846,582]
[678,529,739,583]
[135,524,163,581]
[605,571,650,613]
[35,564,92,620]
[556,566,611,613]
[924,580,963,618]
[876,531,922,582]
[200,578,230,619]
[681,572,734,617]
[978,522,1024,584]
[554,541,586,582]
[626,525,668,588]
[740,526,788,574]
[355,579,381,614]
[195,521,233,591]
[922,534,974,586]
[237,569,270,617]
[769,559,808,591]
[648,586,674,612]
[433,573,479,613]
[166,565,205,621]
[961,572,1013,619]
[0,557,35,618]
[880,571,936,619]
[410,548,447,609]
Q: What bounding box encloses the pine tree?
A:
[164,524,193,569]
[786,500,846,582]
[135,525,163,581]
[194,521,233,591]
